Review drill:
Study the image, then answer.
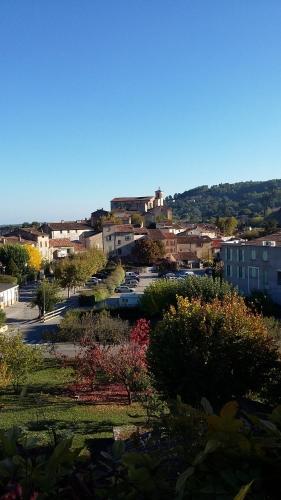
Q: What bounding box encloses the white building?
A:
[41,221,93,242]
[0,283,19,308]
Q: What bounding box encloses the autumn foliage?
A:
[130,318,150,346]
[74,318,150,404]
[24,244,42,271]
[148,295,281,406]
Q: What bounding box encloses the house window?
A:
[125,235,131,241]
[60,230,63,234]
[277,271,281,286]
[249,267,259,279]
[45,242,48,247]
[251,249,256,260]
[117,239,121,245]
[262,250,268,261]
[40,242,43,248]
[238,248,244,262]
[237,266,245,279]
[107,235,112,241]
[263,270,269,287]
[226,264,232,277]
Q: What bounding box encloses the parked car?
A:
[115,286,134,293]
[90,277,102,284]
[165,273,176,279]
[125,279,138,288]
[125,272,140,281]
[177,270,195,277]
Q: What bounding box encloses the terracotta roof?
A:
[49,239,75,248]
[0,236,33,245]
[111,196,153,202]
[146,229,166,240]
[134,228,149,235]
[177,234,212,243]
[45,222,91,231]
[172,252,200,261]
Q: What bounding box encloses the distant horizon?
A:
[1,176,281,226]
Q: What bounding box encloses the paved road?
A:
[4,270,158,350]
[5,283,80,344]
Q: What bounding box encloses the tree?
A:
[0,244,29,281]
[131,213,144,227]
[24,244,42,272]
[75,342,148,404]
[55,248,106,296]
[133,239,165,265]
[216,216,238,235]
[0,309,6,328]
[93,213,121,232]
[141,275,234,317]
[0,334,42,392]
[31,281,62,318]
[148,295,281,406]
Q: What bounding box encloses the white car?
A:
[115,286,134,293]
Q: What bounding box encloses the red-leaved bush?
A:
[130,318,150,346]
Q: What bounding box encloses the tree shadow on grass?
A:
[25,418,117,436]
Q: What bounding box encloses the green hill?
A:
[166,179,281,224]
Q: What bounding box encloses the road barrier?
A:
[41,305,68,323]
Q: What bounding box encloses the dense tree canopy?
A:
[141,276,234,317]
[167,179,281,223]
[0,244,29,281]
[133,239,165,265]
[148,295,281,406]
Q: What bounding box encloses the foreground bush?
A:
[147,295,281,406]
[141,276,235,317]
[2,401,281,498]
[0,334,42,392]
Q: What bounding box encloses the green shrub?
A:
[147,295,281,406]
[0,333,42,392]
[0,309,6,328]
[0,275,17,285]
[141,276,235,317]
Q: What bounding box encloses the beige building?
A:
[41,221,92,242]
[111,189,164,214]
[176,235,213,260]
[80,231,103,251]
[103,224,135,258]
[49,239,85,260]
[2,227,51,261]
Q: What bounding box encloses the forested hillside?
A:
[166,179,281,224]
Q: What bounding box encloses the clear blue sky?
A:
[1,0,281,224]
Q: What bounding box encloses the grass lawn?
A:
[0,359,146,448]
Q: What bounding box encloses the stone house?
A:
[41,221,92,242]
[176,235,213,260]
[103,224,135,258]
